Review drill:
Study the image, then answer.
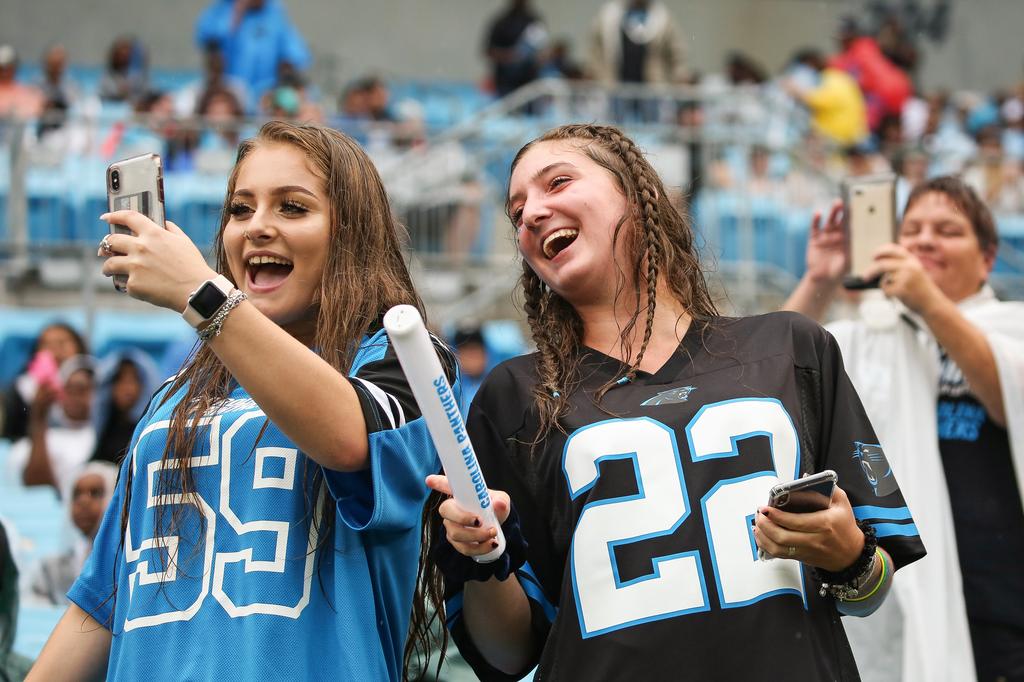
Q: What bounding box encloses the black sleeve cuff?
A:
[431,503,529,584]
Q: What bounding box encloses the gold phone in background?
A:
[106,153,166,292]
[841,174,897,290]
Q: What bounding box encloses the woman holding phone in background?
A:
[419,124,925,681]
[29,121,456,681]
[2,322,88,442]
[785,177,1024,682]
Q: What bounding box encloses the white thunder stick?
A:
[383,304,506,563]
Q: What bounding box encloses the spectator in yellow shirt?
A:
[785,48,868,146]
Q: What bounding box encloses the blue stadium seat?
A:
[0,486,67,562]
[784,209,813,279]
[471,190,497,260]
[60,156,111,243]
[13,604,65,660]
[166,172,228,249]
[91,311,193,367]
[26,167,74,243]
[694,192,792,271]
[994,213,1024,275]
[482,319,527,367]
[0,441,70,605]
[76,193,111,243]
[151,67,201,94]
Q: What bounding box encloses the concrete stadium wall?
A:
[0,0,1020,95]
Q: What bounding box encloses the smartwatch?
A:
[182,275,235,329]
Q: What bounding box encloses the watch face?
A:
[191,281,228,319]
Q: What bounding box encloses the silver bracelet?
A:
[197,289,247,341]
[818,550,879,601]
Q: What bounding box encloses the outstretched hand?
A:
[99,210,218,312]
[753,484,865,572]
[426,474,511,559]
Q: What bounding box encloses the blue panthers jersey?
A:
[444,313,926,681]
[70,329,457,680]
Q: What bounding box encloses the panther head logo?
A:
[641,385,697,407]
[852,442,898,497]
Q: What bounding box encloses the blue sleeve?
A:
[327,419,440,532]
[445,561,557,682]
[195,1,232,49]
[323,330,456,532]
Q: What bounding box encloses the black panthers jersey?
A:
[444,312,926,682]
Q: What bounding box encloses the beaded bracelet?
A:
[842,549,888,603]
[430,503,529,584]
[813,520,879,600]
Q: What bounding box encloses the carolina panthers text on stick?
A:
[433,374,490,509]
[435,375,467,443]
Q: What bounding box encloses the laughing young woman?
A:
[420,124,926,681]
[28,121,455,681]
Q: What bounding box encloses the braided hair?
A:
[509,124,717,442]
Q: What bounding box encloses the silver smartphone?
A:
[756,470,838,561]
[757,471,835,561]
[841,174,896,290]
[768,469,838,513]
[106,153,166,291]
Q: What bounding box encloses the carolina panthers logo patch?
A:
[852,442,898,496]
[641,385,697,406]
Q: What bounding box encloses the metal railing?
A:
[3,80,1023,327]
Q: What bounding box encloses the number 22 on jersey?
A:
[562,398,806,638]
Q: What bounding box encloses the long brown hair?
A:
[408,124,719,679]
[114,120,425,637]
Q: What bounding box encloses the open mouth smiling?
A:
[542,228,579,259]
[246,254,294,289]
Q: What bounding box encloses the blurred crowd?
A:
[0,323,158,617]
[0,0,1020,223]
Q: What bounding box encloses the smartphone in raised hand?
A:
[841,174,897,290]
[27,350,62,397]
[106,153,166,291]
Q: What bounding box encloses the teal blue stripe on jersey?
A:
[443,564,555,631]
[873,522,920,538]
[518,562,557,623]
[853,505,913,521]
[351,328,391,366]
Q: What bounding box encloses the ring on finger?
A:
[787,545,797,558]
[99,235,113,255]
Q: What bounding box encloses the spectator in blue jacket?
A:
[195,0,311,110]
